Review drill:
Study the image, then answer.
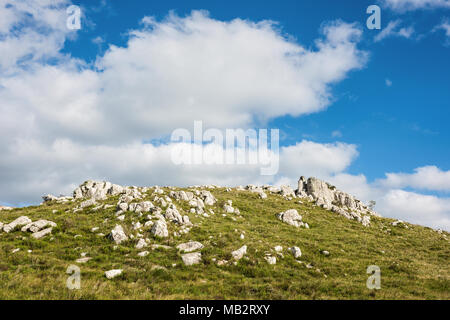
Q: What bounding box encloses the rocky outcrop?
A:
[0,206,13,211]
[296,176,378,226]
[73,180,124,201]
[3,216,32,233]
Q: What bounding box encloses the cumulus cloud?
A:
[0,0,73,74]
[381,0,450,12]
[374,20,415,42]
[378,166,450,191]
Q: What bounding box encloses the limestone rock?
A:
[32,227,53,239]
[73,180,124,201]
[3,216,32,233]
[289,246,302,258]
[105,269,123,279]
[151,219,169,238]
[176,241,204,253]
[108,225,128,244]
[21,220,57,233]
[181,252,202,266]
[265,255,277,265]
[231,245,247,261]
[277,209,304,228]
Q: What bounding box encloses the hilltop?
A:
[0,178,448,299]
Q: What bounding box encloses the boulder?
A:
[3,216,32,233]
[176,241,204,253]
[21,220,57,233]
[105,269,123,279]
[265,255,277,265]
[108,225,128,244]
[32,227,53,239]
[277,209,304,228]
[231,245,247,261]
[151,219,169,238]
[181,252,202,266]
[289,246,302,258]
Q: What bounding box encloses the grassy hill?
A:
[0,186,448,299]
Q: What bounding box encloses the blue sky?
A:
[0,0,449,230]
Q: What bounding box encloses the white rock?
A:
[138,251,149,257]
[176,241,204,253]
[108,225,128,244]
[231,245,247,261]
[21,220,57,233]
[277,209,303,227]
[181,252,202,266]
[3,216,32,233]
[32,227,53,239]
[136,238,147,249]
[151,219,169,238]
[105,269,123,279]
[76,257,92,263]
[265,256,277,265]
[274,246,283,252]
[289,246,302,258]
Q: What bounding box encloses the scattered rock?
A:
[289,246,302,258]
[135,238,147,249]
[21,220,57,233]
[76,257,92,263]
[105,269,123,279]
[265,255,277,265]
[3,216,32,233]
[176,241,204,253]
[321,250,330,256]
[32,227,53,239]
[277,209,305,228]
[274,246,283,252]
[181,252,202,266]
[138,251,149,257]
[107,225,128,244]
[151,219,169,238]
[231,245,247,261]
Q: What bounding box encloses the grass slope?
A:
[0,187,448,300]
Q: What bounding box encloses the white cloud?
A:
[0,0,73,74]
[374,20,415,42]
[385,78,393,86]
[378,166,450,191]
[378,190,450,230]
[381,0,450,11]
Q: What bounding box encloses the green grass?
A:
[0,187,448,300]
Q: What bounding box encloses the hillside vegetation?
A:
[0,183,448,300]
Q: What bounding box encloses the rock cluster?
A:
[277,209,309,228]
[296,176,377,226]
[1,216,56,239]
